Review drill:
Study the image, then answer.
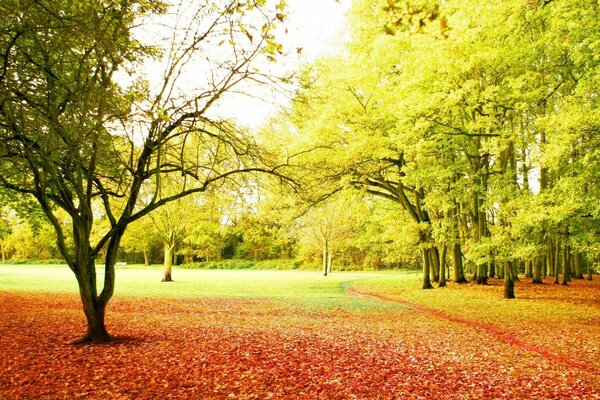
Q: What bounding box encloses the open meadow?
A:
[1,265,599,399]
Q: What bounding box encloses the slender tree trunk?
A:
[453,242,467,283]
[573,253,583,279]
[438,245,447,288]
[532,256,543,284]
[421,248,433,289]
[327,251,332,275]
[143,249,150,266]
[561,244,569,285]
[504,261,515,299]
[322,247,328,276]
[587,257,593,281]
[548,241,555,276]
[162,240,174,282]
[488,257,496,278]
[431,246,440,283]
[554,241,560,284]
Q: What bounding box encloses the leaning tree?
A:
[0,0,290,343]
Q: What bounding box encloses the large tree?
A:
[0,0,290,343]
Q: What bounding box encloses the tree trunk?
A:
[143,249,150,266]
[476,262,488,284]
[532,256,543,284]
[322,247,328,276]
[453,242,467,283]
[587,257,593,281]
[504,261,515,299]
[162,240,174,282]
[79,296,110,343]
[327,251,332,275]
[573,253,583,279]
[421,248,434,289]
[561,244,569,285]
[511,261,519,282]
[438,245,447,288]
[488,257,496,278]
[430,246,440,283]
[554,241,560,284]
[541,255,547,278]
[525,259,533,278]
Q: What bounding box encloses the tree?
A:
[119,216,160,265]
[298,194,356,276]
[0,0,291,343]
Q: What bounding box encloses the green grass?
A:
[0,264,416,310]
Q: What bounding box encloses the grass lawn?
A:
[0,264,599,399]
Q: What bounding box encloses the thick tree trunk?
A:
[525,259,533,278]
[476,262,488,284]
[511,261,520,282]
[541,255,547,278]
[504,262,515,299]
[79,299,110,343]
[452,242,467,283]
[421,248,434,289]
[162,240,174,282]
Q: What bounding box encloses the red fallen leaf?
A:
[1,285,599,399]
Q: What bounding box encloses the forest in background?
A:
[1,0,597,280]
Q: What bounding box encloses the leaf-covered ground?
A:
[1,275,599,399]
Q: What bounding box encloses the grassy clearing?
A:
[0,264,414,310]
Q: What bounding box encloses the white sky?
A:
[128,1,351,131]
[215,0,352,128]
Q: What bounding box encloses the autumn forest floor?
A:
[0,266,599,399]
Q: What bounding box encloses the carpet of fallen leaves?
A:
[1,277,599,399]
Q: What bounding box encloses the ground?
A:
[0,266,599,399]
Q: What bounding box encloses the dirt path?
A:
[346,284,600,376]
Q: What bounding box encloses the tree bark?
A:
[452,242,467,283]
[532,256,543,284]
[488,257,496,278]
[554,241,560,284]
[421,248,434,289]
[573,252,584,279]
[438,245,447,288]
[162,240,174,282]
[504,261,515,299]
[561,244,569,285]
[430,246,440,283]
[322,247,329,276]
[476,262,488,284]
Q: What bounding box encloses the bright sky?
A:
[129,1,351,130]
[216,0,352,128]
